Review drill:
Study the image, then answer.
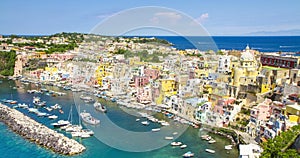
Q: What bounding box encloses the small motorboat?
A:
[94,102,107,113]
[151,128,161,132]
[165,136,174,140]
[141,121,150,126]
[48,115,58,119]
[225,145,233,150]
[205,149,215,154]
[171,142,182,146]
[182,151,194,157]
[180,144,187,149]
[136,118,140,122]
[208,139,216,144]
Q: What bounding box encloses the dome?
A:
[240,45,254,61]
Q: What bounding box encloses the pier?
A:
[0,103,85,155]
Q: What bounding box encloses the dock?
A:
[0,103,85,155]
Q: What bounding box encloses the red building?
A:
[260,54,299,69]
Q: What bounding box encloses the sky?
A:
[1,0,300,36]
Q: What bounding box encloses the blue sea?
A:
[0,79,238,158]
[151,36,300,53]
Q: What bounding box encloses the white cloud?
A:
[150,12,182,24]
[195,13,209,23]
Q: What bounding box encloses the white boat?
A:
[201,134,209,140]
[141,121,150,126]
[94,102,107,113]
[208,139,216,144]
[182,151,194,157]
[65,125,82,132]
[37,112,48,117]
[45,107,53,112]
[225,145,233,150]
[28,108,39,113]
[71,131,81,137]
[80,95,94,103]
[136,119,140,122]
[151,128,161,132]
[80,111,100,125]
[48,115,58,119]
[206,136,212,141]
[80,132,91,138]
[180,144,187,149]
[205,149,215,153]
[51,120,70,128]
[165,136,174,140]
[18,103,28,108]
[173,132,178,135]
[33,96,46,106]
[82,129,94,136]
[161,121,170,126]
[171,141,182,146]
[51,104,61,109]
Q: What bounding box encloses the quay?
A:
[0,103,85,155]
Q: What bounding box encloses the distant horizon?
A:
[2,32,300,37]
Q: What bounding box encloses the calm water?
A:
[0,79,238,158]
[153,36,300,53]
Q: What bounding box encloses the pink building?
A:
[137,86,152,104]
[250,103,271,122]
[134,76,149,87]
[144,69,160,80]
[213,98,235,115]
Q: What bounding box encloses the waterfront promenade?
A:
[0,103,85,155]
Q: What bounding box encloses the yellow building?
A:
[95,63,111,86]
[155,79,177,104]
[45,67,58,75]
[232,45,260,87]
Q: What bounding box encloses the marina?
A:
[0,79,238,157]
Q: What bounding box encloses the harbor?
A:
[0,78,238,158]
[0,103,85,155]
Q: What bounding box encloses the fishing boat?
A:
[182,151,194,157]
[94,102,107,113]
[205,149,215,154]
[80,110,100,125]
[171,142,182,146]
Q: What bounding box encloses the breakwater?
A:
[0,103,85,155]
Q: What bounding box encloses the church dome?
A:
[240,45,254,61]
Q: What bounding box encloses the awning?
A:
[260,137,267,142]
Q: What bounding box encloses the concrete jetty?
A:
[0,103,85,155]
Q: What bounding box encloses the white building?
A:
[217,55,231,74]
